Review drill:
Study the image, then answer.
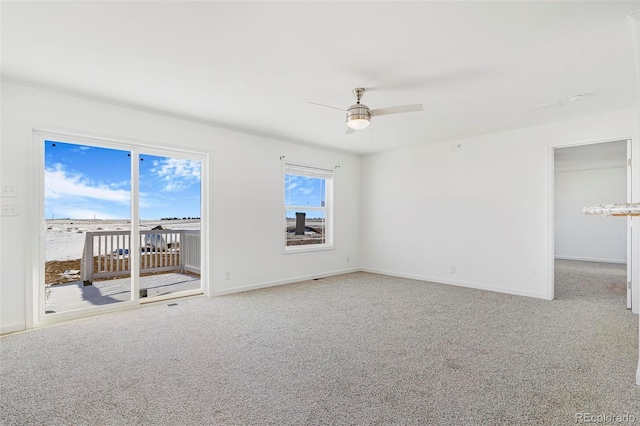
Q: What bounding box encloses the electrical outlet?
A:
[1,202,18,216]
[1,185,18,198]
[449,266,456,274]
[225,271,231,280]
[346,256,350,263]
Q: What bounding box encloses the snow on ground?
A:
[45,219,201,261]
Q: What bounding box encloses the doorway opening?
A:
[553,140,631,309]
[39,134,204,320]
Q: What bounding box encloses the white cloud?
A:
[138,192,153,209]
[70,146,92,153]
[45,164,130,203]
[154,158,201,192]
[109,180,130,189]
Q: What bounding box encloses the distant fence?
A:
[80,229,201,283]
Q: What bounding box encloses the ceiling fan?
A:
[309,88,424,133]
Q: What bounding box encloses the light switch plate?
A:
[1,185,18,198]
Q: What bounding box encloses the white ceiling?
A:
[2,1,638,155]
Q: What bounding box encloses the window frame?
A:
[282,161,334,253]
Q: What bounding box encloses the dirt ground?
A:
[45,256,198,286]
[45,259,82,285]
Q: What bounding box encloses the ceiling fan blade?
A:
[308,101,346,112]
[370,104,424,116]
[345,126,355,134]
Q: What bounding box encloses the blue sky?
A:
[284,174,326,219]
[45,141,201,220]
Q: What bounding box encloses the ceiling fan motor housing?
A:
[346,103,371,123]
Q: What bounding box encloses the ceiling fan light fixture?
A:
[347,117,370,130]
[310,87,423,133]
[346,104,371,129]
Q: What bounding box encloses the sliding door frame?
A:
[136,146,207,304]
[30,129,209,328]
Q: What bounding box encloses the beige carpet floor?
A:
[1,260,638,425]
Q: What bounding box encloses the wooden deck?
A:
[45,273,201,314]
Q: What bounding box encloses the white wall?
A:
[0,81,360,333]
[360,108,640,300]
[2,81,637,334]
[555,165,626,263]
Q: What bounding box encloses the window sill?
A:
[283,245,335,254]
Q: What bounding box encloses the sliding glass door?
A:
[39,134,205,320]
[44,140,133,314]
[138,152,202,300]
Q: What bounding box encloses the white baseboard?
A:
[554,255,626,264]
[360,268,550,300]
[1,323,26,335]
[212,268,361,296]
[213,267,551,300]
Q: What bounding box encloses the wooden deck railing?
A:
[80,229,200,283]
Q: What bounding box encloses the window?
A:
[284,163,333,251]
